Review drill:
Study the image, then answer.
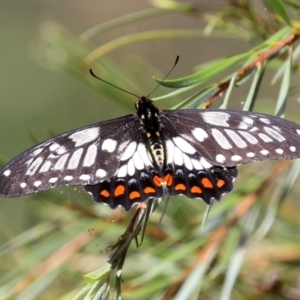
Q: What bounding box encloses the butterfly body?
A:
[136,96,165,168]
[1,96,300,211]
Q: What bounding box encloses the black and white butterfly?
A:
[1,95,300,211]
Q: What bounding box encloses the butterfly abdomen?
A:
[148,134,165,168]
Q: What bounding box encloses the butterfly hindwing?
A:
[163,165,238,204]
[84,168,164,211]
[162,135,238,204]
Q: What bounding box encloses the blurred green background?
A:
[1,1,300,300]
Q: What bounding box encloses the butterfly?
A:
[1,94,300,211]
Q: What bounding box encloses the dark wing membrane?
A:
[161,109,300,167]
[0,114,139,197]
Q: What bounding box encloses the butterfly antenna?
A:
[89,69,140,99]
[146,55,179,98]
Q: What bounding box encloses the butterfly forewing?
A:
[161,109,300,167]
[0,115,141,197]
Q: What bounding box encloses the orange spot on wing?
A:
[191,186,202,194]
[164,174,173,186]
[114,185,125,197]
[175,183,186,191]
[129,191,141,200]
[202,178,213,188]
[217,179,225,187]
[153,175,163,186]
[100,190,110,198]
[144,187,156,194]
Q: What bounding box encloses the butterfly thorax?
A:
[136,96,165,168]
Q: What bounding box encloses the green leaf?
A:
[242,63,266,111]
[154,53,249,88]
[267,0,292,26]
[282,0,300,9]
[220,244,245,300]
[275,46,292,117]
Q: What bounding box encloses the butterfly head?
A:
[136,96,160,132]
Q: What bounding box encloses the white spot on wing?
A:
[249,127,259,132]
[34,181,42,187]
[180,133,196,143]
[201,111,230,127]
[166,140,175,165]
[231,155,242,162]
[216,154,226,163]
[264,127,285,142]
[49,177,58,183]
[32,148,43,156]
[259,117,271,124]
[191,159,203,170]
[39,161,51,173]
[192,128,208,142]
[69,127,99,147]
[276,148,283,154]
[102,139,117,153]
[120,141,137,161]
[211,128,232,149]
[260,149,269,155]
[54,154,69,170]
[20,182,26,188]
[224,129,247,148]
[127,159,135,176]
[174,147,183,166]
[183,154,193,170]
[3,170,11,177]
[173,136,196,154]
[273,126,281,132]
[83,144,97,167]
[297,129,300,136]
[133,152,144,170]
[258,133,273,143]
[117,165,127,177]
[50,143,60,152]
[238,131,258,144]
[68,148,83,170]
[26,157,44,175]
[137,143,152,166]
[246,152,255,158]
[80,174,90,181]
[290,146,296,152]
[200,157,212,168]
[238,116,254,129]
[55,146,67,155]
[64,175,73,181]
[96,169,106,178]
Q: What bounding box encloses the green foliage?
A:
[1,1,300,299]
